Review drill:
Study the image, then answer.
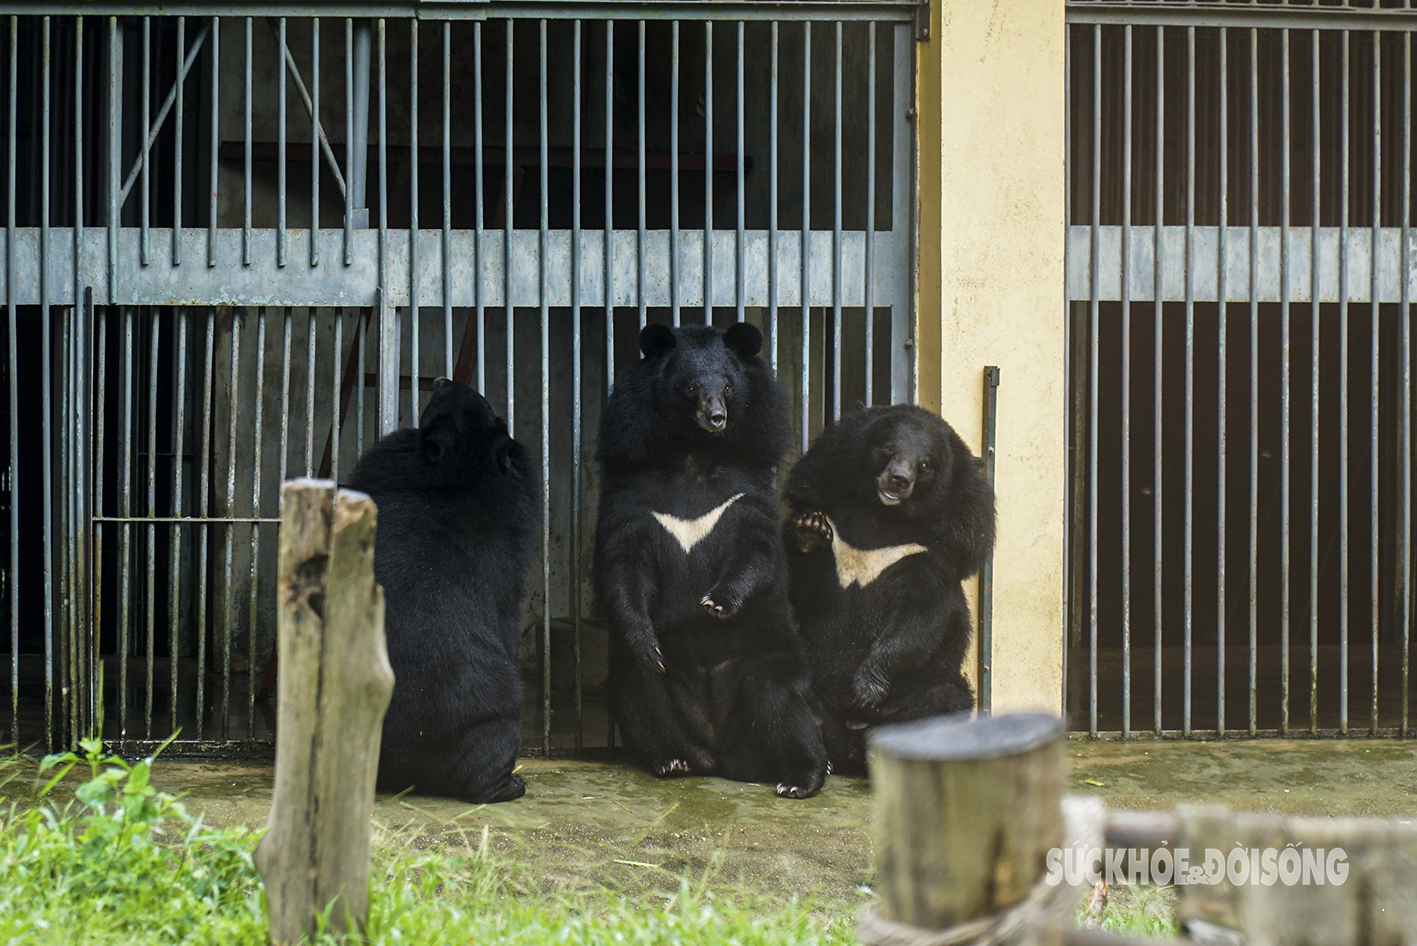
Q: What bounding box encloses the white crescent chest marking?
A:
[825,514,927,589]
[652,493,746,554]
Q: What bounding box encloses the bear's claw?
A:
[700,594,733,619]
[775,781,819,799]
[793,511,833,553]
[653,759,692,777]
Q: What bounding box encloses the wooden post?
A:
[868,713,1064,932]
[255,479,394,945]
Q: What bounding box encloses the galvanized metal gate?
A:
[1,2,919,755]
[1067,0,1414,738]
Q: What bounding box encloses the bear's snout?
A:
[696,393,728,433]
[877,462,915,505]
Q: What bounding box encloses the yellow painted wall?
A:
[915,0,1068,715]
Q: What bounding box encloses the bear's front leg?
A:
[701,533,777,620]
[599,556,667,673]
[791,510,834,553]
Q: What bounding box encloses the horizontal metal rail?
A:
[2,229,900,309]
[0,2,920,22]
[1068,226,1417,302]
[1068,2,1417,33]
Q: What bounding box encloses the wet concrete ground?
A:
[5,739,1413,912]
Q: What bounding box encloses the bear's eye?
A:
[882,446,893,458]
[919,459,930,472]
[686,383,697,396]
[723,382,732,395]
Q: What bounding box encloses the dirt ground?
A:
[5,739,1414,911]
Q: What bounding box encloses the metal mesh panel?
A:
[1066,0,1414,738]
[1,5,918,755]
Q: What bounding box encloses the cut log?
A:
[868,713,1065,932]
[255,478,394,945]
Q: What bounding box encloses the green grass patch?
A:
[0,745,856,945]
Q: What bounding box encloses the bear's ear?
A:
[433,376,453,391]
[639,323,676,358]
[420,418,456,464]
[490,419,514,472]
[723,322,763,358]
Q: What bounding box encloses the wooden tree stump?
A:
[255,479,395,945]
[868,713,1065,932]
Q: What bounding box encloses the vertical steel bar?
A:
[246,308,266,739]
[572,17,584,753]
[539,17,551,757]
[108,18,119,304]
[474,22,485,389]
[278,18,287,268]
[504,19,513,434]
[356,308,365,456]
[244,18,252,266]
[443,22,452,377]
[280,310,293,486]
[119,293,134,740]
[410,19,420,422]
[1338,29,1349,736]
[800,21,810,454]
[637,20,646,329]
[863,21,875,406]
[705,21,714,324]
[311,19,320,267]
[145,309,160,739]
[1088,23,1100,738]
[142,18,150,265]
[222,309,242,739]
[1310,27,1321,739]
[1249,25,1259,736]
[195,312,215,737]
[604,19,612,405]
[174,18,184,267]
[1281,28,1293,736]
[604,17,616,750]
[1402,31,1411,737]
[737,21,747,330]
[1121,23,1133,739]
[306,310,317,475]
[208,18,218,267]
[1369,28,1380,736]
[6,13,16,749]
[979,366,1000,712]
[379,19,395,434]
[39,15,52,748]
[671,21,680,327]
[1153,24,1164,735]
[1183,25,1195,737]
[1217,25,1229,738]
[331,308,342,484]
[831,21,841,420]
[344,19,353,266]
[168,309,187,736]
[769,21,779,373]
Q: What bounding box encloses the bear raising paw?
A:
[783,404,995,776]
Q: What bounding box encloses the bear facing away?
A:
[350,379,539,803]
[783,404,995,776]
[595,322,828,798]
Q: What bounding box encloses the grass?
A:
[0,743,857,946]
[1076,881,1181,938]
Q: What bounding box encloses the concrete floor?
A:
[5,739,1414,911]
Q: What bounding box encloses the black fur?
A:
[350,380,539,803]
[783,405,995,775]
[594,322,828,798]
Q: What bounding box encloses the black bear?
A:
[350,378,539,803]
[594,322,828,798]
[783,404,995,775]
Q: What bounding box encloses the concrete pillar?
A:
[915,0,1067,715]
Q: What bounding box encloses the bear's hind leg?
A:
[719,654,828,798]
[608,661,713,777]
